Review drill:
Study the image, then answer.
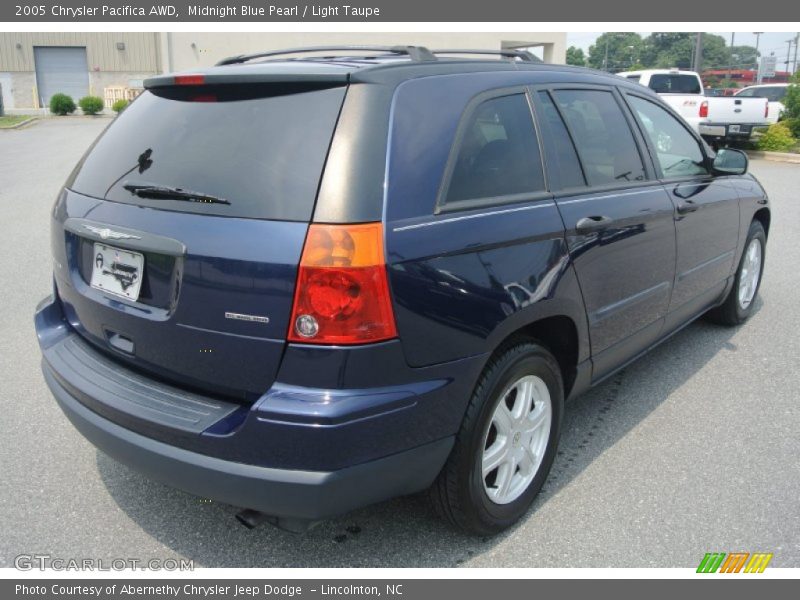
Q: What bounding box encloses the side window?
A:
[553,89,646,185]
[627,95,709,179]
[626,75,641,83]
[536,91,586,189]
[736,88,757,98]
[445,93,545,205]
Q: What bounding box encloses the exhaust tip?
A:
[235,508,269,529]
[234,508,315,533]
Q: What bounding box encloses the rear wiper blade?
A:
[123,182,231,205]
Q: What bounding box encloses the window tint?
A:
[736,88,757,97]
[628,96,709,179]
[536,91,586,189]
[626,75,641,82]
[553,89,646,185]
[68,85,346,221]
[648,74,701,94]
[445,93,545,204]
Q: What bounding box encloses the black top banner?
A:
[3,0,799,22]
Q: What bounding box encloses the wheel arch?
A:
[753,207,771,237]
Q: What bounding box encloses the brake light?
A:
[765,101,769,119]
[699,100,709,118]
[288,223,397,345]
[174,74,205,85]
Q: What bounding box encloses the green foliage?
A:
[721,79,740,88]
[566,46,586,67]
[782,71,800,121]
[728,45,759,70]
[587,32,644,71]
[757,122,796,152]
[78,96,104,115]
[49,93,76,116]
[112,99,129,113]
[780,118,800,138]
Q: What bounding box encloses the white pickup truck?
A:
[617,69,770,146]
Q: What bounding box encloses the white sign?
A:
[759,56,777,78]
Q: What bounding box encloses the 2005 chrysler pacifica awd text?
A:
[35,46,770,534]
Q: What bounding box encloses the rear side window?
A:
[553,89,646,185]
[536,91,586,189]
[648,74,701,94]
[444,93,545,205]
[68,84,346,221]
[626,75,641,83]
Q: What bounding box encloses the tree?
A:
[728,45,759,70]
[782,71,800,120]
[587,32,645,72]
[640,32,729,70]
[566,46,586,67]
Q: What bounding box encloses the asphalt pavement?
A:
[1,118,798,568]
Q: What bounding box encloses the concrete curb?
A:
[746,150,800,164]
[0,117,38,130]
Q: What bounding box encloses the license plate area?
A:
[89,243,145,301]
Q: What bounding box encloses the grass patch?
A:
[0,115,34,129]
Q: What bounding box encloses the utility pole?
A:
[726,32,735,82]
[794,33,799,74]
[786,38,794,77]
[603,38,609,71]
[693,32,704,73]
[754,32,763,83]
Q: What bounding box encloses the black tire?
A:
[430,340,564,535]
[707,220,766,326]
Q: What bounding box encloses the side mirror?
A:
[711,148,748,176]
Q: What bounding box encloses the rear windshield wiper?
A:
[123,182,231,205]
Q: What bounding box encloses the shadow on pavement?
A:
[96,302,755,567]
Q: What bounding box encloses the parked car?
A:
[619,69,770,145]
[35,47,770,535]
[735,83,790,124]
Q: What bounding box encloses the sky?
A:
[567,32,799,67]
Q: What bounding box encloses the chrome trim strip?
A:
[557,186,662,206]
[392,202,556,232]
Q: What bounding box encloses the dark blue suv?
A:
[35,46,770,535]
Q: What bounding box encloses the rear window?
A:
[648,74,701,94]
[68,84,346,221]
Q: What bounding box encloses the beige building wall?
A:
[0,32,160,109]
[161,32,567,72]
[0,32,159,72]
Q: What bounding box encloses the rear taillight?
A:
[174,74,205,85]
[699,101,709,118]
[288,223,397,345]
[765,101,769,119]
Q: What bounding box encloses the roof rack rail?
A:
[431,49,542,63]
[216,45,438,66]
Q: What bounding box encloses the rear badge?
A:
[225,312,270,324]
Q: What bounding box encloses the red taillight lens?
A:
[765,101,769,118]
[288,223,397,345]
[699,101,709,118]
[174,74,205,85]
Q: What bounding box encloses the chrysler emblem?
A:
[83,224,141,241]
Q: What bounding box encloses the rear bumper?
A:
[699,122,765,140]
[35,294,466,519]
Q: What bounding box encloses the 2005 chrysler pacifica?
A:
[35,46,770,534]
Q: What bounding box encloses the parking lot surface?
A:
[1,118,798,568]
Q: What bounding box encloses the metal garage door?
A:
[34,46,89,107]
